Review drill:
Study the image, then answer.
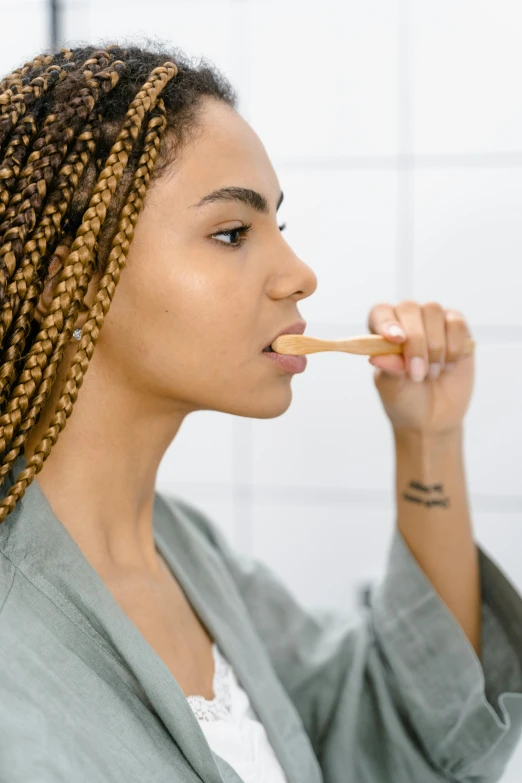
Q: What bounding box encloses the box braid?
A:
[0,116,100,401]
[0,43,237,523]
[0,50,73,96]
[0,50,125,404]
[0,53,77,221]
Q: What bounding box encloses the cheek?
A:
[110,219,258,390]
[124,261,244,382]
[163,268,226,340]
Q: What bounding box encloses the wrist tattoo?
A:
[402,480,450,509]
[409,480,444,494]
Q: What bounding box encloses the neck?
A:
[21,348,191,578]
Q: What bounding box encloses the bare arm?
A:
[394,425,481,655]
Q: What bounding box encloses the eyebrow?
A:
[191,186,284,214]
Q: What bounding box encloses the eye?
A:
[210,224,252,249]
[210,222,287,250]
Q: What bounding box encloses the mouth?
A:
[263,320,306,353]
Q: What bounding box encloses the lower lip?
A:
[262,350,307,373]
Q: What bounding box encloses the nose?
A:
[267,248,318,302]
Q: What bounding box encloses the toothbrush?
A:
[270,334,476,357]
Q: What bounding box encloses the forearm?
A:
[394,426,481,655]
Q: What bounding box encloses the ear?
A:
[33,244,102,330]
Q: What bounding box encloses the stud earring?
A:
[73,328,82,341]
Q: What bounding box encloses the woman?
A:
[0,44,520,783]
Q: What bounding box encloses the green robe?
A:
[1,452,521,782]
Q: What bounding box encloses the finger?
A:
[445,309,470,365]
[369,354,406,375]
[421,301,446,380]
[371,366,406,395]
[395,300,428,382]
[367,303,407,342]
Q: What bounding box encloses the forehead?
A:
[191,98,269,161]
[160,98,280,204]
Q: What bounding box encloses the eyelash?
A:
[210,222,287,250]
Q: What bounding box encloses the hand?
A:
[367,301,475,436]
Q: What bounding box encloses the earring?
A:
[73,328,82,341]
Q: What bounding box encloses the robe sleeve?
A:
[175,499,522,782]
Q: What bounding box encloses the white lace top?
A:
[187,643,289,782]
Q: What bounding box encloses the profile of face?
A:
[48,97,318,425]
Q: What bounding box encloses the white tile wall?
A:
[251,502,394,614]
[251,345,396,491]
[157,410,237,486]
[504,745,522,783]
[63,0,246,110]
[275,169,398,325]
[252,504,522,616]
[3,1,522,777]
[246,0,401,159]
[413,168,522,326]
[0,0,48,79]
[413,0,522,155]
[466,344,522,498]
[474,512,522,595]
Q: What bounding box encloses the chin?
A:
[253,402,291,420]
[218,387,293,420]
[250,391,293,419]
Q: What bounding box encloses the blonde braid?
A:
[0,58,124,307]
[0,66,176,520]
[0,53,56,110]
[0,114,38,220]
[0,61,73,219]
[0,54,74,150]
[0,121,99,406]
[0,53,123,374]
[0,63,119,246]
[0,49,75,96]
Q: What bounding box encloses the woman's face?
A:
[89,97,318,420]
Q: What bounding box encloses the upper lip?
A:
[264,320,307,350]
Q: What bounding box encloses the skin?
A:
[24,96,479,677]
[25,98,317,576]
[368,308,478,653]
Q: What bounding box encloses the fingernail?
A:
[428,362,441,380]
[444,362,456,372]
[387,324,406,339]
[410,357,426,382]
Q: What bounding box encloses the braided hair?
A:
[0,43,237,523]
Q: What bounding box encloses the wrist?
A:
[393,425,463,451]
[394,426,464,481]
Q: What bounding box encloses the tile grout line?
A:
[396,0,415,302]
[230,0,251,124]
[272,153,522,171]
[232,419,253,555]
[229,0,254,557]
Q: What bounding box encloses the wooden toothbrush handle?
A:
[348,334,476,357]
[271,334,476,357]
